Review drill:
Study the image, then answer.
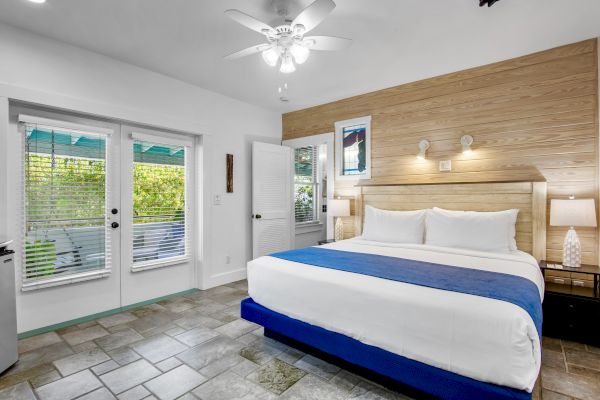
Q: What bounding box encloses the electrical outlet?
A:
[439,160,452,172]
[214,194,222,205]
[225,255,231,264]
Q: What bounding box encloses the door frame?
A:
[282,132,335,239]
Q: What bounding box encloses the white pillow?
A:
[425,207,519,253]
[362,205,426,244]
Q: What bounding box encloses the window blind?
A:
[20,118,111,284]
[294,146,319,224]
[132,137,189,268]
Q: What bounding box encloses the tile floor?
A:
[0,280,598,400]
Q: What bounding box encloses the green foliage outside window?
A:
[133,162,185,224]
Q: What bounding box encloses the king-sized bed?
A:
[242,181,547,400]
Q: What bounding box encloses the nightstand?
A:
[317,239,336,245]
[540,261,600,346]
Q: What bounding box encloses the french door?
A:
[13,106,196,331]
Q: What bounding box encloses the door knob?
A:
[255,214,262,219]
[111,208,119,215]
[111,222,120,229]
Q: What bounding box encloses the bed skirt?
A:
[241,297,531,400]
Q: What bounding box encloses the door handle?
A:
[255,214,262,219]
[111,222,120,229]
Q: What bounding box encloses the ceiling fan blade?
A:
[224,44,272,60]
[303,36,352,51]
[291,0,336,33]
[224,9,276,36]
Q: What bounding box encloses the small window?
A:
[294,146,319,224]
[132,138,188,268]
[335,116,371,180]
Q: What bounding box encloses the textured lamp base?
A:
[334,217,344,241]
[563,228,582,268]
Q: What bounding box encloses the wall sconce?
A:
[460,135,474,154]
[416,139,430,160]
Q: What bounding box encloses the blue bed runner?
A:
[270,247,542,337]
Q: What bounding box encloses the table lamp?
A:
[328,199,350,241]
[550,198,597,267]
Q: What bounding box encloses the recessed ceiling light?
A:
[28,0,46,4]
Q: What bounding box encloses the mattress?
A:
[246,238,544,392]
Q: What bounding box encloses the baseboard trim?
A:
[17,288,199,339]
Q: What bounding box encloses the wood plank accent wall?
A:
[283,39,599,264]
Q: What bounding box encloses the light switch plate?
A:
[439,160,452,172]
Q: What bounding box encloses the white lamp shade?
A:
[328,199,350,217]
[550,199,597,227]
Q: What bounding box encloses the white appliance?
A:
[0,238,18,374]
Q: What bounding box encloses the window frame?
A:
[18,114,115,291]
[335,115,372,181]
[128,131,194,272]
[294,145,320,226]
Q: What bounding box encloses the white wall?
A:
[0,23,281,332]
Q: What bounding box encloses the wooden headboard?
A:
[355,181,547,260]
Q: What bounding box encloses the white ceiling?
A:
[0,0,599,113]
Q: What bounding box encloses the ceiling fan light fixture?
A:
[262,47,279,67]
[290,44,310,64]
[280,53,296,74]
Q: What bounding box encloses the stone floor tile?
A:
[0,363,55,390]
[198,354,247,379]
[107,347,142,366]
[155,357,182,373]
[230,359,261,378]
[215,319,258,339]
[158,298,196,314]
[174,327,219,347]
[247,358,306,395]
[133,304,169,319]
[192,370,268,400]
[542,366,600,400]
[208,311,239,324]
[239,339,284,366]
[53,347,110,376]
[294,354,341,380]
[78,387,117,400]
[96,328,144,352]
[564,348,600,372]
[0,381,36,400]
[586,345,600,355]
[177,336,244,370]
[117,385,150,400]
[78,321,99,329]
[192,301,229,316]
[210,291,247,307]
[237,332,261,345]
[5,341,73,376]
[164,326,186,337]
[280,374,348,400]
[174,393,198,400]
[173,313,224,330]
[128,312,180,335]
[131,334,188,363]
[98,312,138,329]
[62,325,109,346]
[35,369,102,400]
[18,332,62,354]
[144,365,206,400]
[92,360,120,375]
[100,359,160,394]
[29,369,62,388]
[71,340,100,353]
[331,370,363,392]
[276,347,306,365]
[202,286,237,297]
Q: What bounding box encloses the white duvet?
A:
[247,238,544,392]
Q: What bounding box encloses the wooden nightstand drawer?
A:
[545,275,571,285]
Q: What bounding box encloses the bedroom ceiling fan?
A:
[224,0,352,74]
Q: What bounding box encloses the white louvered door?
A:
[252,142,294,258]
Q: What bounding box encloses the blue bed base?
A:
[241,298,531,400]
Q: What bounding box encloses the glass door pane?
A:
[22,123,111,283]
